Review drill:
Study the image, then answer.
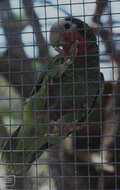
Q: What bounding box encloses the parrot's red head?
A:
[50,17,97,63]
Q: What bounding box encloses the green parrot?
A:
[2,54,70,175]
[2,16,104,175]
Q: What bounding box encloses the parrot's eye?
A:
[64,23,71,29]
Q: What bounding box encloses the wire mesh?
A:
[0,0,120,189]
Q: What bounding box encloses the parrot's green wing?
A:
[30,69,47,96]
[2,55,66,175]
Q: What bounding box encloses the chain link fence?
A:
[0,0,120,189]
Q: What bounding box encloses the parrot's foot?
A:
[63,39,79,67]
[50,120,61,136]
[55,46,64,55]
[44,133,58,137]
[54,40,79,57]
[59,58,72,74]
[50,118,79,136]
[59,40,79,75]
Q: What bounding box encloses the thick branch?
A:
[0,51,35,98]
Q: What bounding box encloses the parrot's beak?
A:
[54,46,64,55]
[54,40,79,63]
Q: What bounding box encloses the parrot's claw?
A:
[59,58,72,75]
[58,40,79,75]
[50,118,79,136]
[50,120,61,136]
[54,46,64,56]
[44,133,58,137]
[65,58,72,65]
[64,40,79,65]
[54,45,71,74]
[54,40,79,60]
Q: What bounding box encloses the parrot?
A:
[49,16,104,124]
[2,16,104,175]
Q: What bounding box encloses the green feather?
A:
[1,55,65,174]
[2,46,104,174]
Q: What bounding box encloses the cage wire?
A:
[0,0,120,189]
